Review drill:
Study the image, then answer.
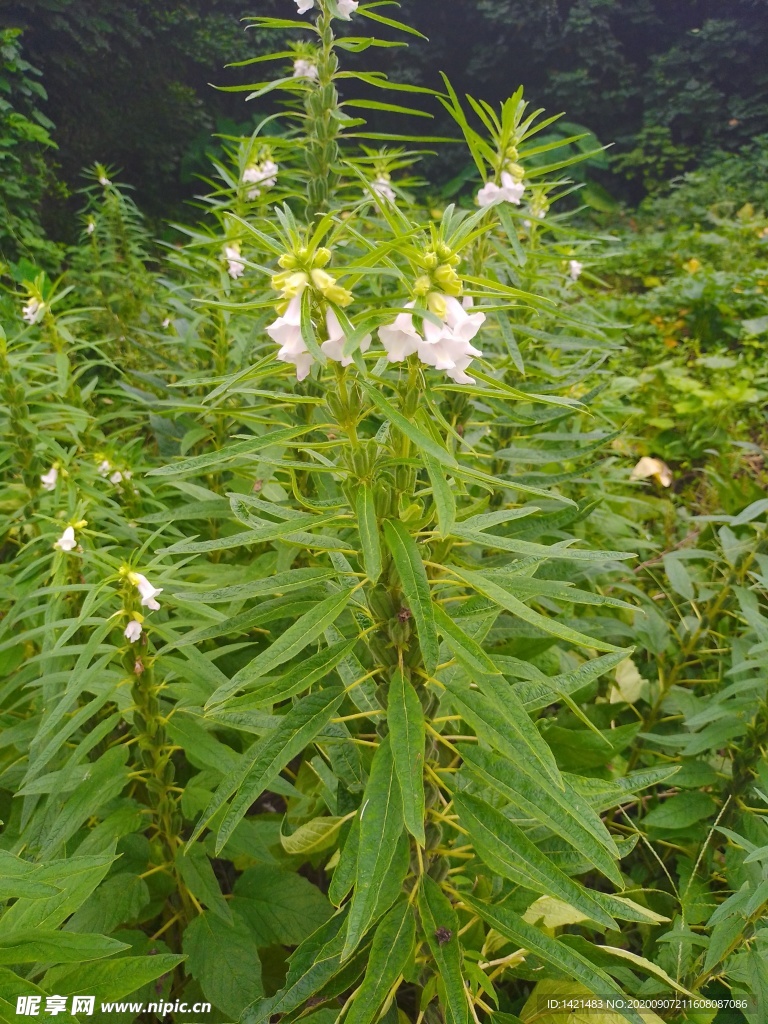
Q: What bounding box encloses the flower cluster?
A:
[295,0,358,18]
[379,245,485,384]
[121,570,161,645]
[242,159,279,200]
[266,248,361,380]
[97,458,132,486]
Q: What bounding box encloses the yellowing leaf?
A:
[522,896,589,929]
[629,456,672,487]
[610,658,646,704]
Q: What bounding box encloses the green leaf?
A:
[424,454,457,536]
[232,865,332,947]
[226,638,358,708]
[356,485,382,583]
[176,846,232,924]
[417,876,469,1024]
[2,856,115,931]
[454,791,617,928]
[146,426,311,476]
[462,894,647,1024]
[65,873,150,935]
[360,378,458,470]
[459,746,622,885]
[192,687,346,853]
[42,954,185,1003]
[205,590,351,707]
[449,566,624,653]
[175,567,336,604]
[388,669,426,845]
[344,736,405,959]
[280,815,346,856]
[183,910,264,1019]
[346,901,415,1024]
[383,519,439,674]
[0,931,129,964]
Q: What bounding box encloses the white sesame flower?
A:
[442,295,486,343]
[130,572,163,611]
[40,465,58,491]
[109,470,124,485]
[266,290,315,381]
[295,0,315,11]
[98,175,111,186]
[321,309,371,367]
[569,259,583,281]
[336,0,358,17]
[54,526,77,552]
[97,459,111,477]
[224,244,245,279]
[162,317,171,328]
[243,160,279,200]
[22,298,44,325]
[379,302,422,362]
[124,619,143,643]
[293,58,318,80]
[372,175,397,203]
[477,171,525,208]
[86,219,96,235]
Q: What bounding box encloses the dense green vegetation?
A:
[0,3,767,1024]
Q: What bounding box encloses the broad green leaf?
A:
[281,815,346,856]
[329,817,360,907]
[462,894,646,1024]
[206,590,350,707]
[192,687,345,852]
[0,932,129,964]
[417,877,469,1024]
[183,910,264,1018]
[42,954,185,1003]
[2,856,115,931]
[344,737,405,959]
[176,846,232,924]
[65,873,150,935]
[454,791,617,928]
[356,485,382,582]
[383,519,439,674]
[232,865,332,947]
[346,901,415,1024]
[388,669,426,845]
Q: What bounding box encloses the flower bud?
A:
[427,292,447,319]
[422,251,438,269]
[313,247,332,267]
[413,275,432,297]
[436,242,452,260]
[297,246,310,261]
[311,268,336,292]
[434,265,462,295]
[278,253,298,270]
[506,161,525,182]
[282,272,310,297]
[324,283,354,307]
[505,145,519,161]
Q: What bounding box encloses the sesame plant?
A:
[1,3,768,1024]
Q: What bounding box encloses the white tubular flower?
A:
[336,0,359,17]
[294,0,315,12]
[98,175,111,186]
[321,309,371,367]
[54,526,77,552]
[97,459,111,477]
[443,295,485,343]
[86,219,96,235]
[109,470,124,485]
[224,244,245,279]
[477,171,525,208]
[124,619,143,643]
[40,465,58,491]
[130,572,163,611]
[293,58,318,80]
[22,298,44,325]
[243,160,279,199]
[162,317,171,328]
[267,291,315,381]
[569,259,584,281]
[379,303,422,362]
[372,175,397,203]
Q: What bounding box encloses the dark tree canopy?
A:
[4,0,768,212]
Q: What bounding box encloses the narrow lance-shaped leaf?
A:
[462,894,647,1024]
[206,589,350,707]
[417,876,469,1024]
[455,792,617,929]
[190,687,345,852]
[359,378,458,470]
[383,518,439,674]
[346,900,416,1024]
[424,453,456,537]
[356,485,382,583]
[387,669,426,845]
[344,736,405,960]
